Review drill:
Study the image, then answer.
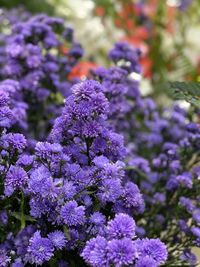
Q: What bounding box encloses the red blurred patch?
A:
[68,62,97,80]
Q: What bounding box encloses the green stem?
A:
[20,192,25,229]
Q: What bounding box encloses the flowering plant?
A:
[0,9,199,267]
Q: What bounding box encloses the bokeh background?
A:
[1,0,200,98]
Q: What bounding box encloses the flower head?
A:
[5,166,28,196]
[27,231,54,265]
[106,213,136,239]
[48,231,67,250]
[60,200,85,226]
[107,238,137,266]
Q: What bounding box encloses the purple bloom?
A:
[4,166,28,196]
[98,178,122,203]
[193,209,200,223]
[0,106,14,128]
[81,236,108,267]
[178,219,190,233]
[62,181,77,200]
[153,192,166,204]
[123,182,145,213]
[90,212,106,226]
[135,226,146,238]
[179,0,193,11]
[60,200,85,226]
[0,211,8,225]
[129,157,150,173]
[28,166,57,199]
[27,231,54,265]
[179,197,195,212]
[135,256,158,267]
[191,227,200,238]
[3,133,27,151]
[109,42,141,73]
[106,213,136,239]
[135,238,168,265]
[107,238,137,266]
[35,142,62,160]
[16,154,34,167]
[11,259,24,267]
[175,172,193,188]
[15,225,36,257]
[0,91,9,106]
[180,249,197,266]
[48,230,67,250]
[0,250,11,267]
[58,260,69,267]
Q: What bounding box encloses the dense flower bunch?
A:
[91,41,200,266]
[0,10,199,267]
[82,213,167,267]
[0,78,167,266]
[0,10,83,143]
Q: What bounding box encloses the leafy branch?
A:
[168,81,200,107]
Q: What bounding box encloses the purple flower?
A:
[107,238,137,266]
[178,219,189,233]
[90,212,106,226]
[62,181,77,200]
[191,227,200,238]
[58,260,69,267]
[0,91,9,106]
[60,200,85,226]
[175,172,193,188]
[106,213,136,239]
[15,225,36,257]
[153,192,166,204]
[123,182,145,213]
[98,178,122,203]
[179,0,193,11]
[109,42,141,73]
[135,238,168,265]
[11,259,24,267]
[16,154,34,167]
[27,231,54,265]
[193,209,200,223]
[135,226,146,238]
[0,106,14,128]
[0,211,8,225]
[3,133,27,151]
[0,250,11,267]
[179,197,195,212]
[129,157,150,173]
[35,142,62,160]
[4,166,28,196]
[81,236,108,267]
[48,230,67,250]
[28,166,57,199]
[135,256,158,267]
[180,249,197,266]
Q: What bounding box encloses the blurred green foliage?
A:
[168,81,200,107]
[0,0,55,15]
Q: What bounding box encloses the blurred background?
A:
[0,0,200,98]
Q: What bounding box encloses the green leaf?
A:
[63,226,71,240]
[168,81,200,107]
[11,212,36,222]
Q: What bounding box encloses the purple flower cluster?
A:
[92,41,200,265]
[0,74,166,265]
[82,214,167,267]
[0,10,83,143]
[0,8,199,267]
